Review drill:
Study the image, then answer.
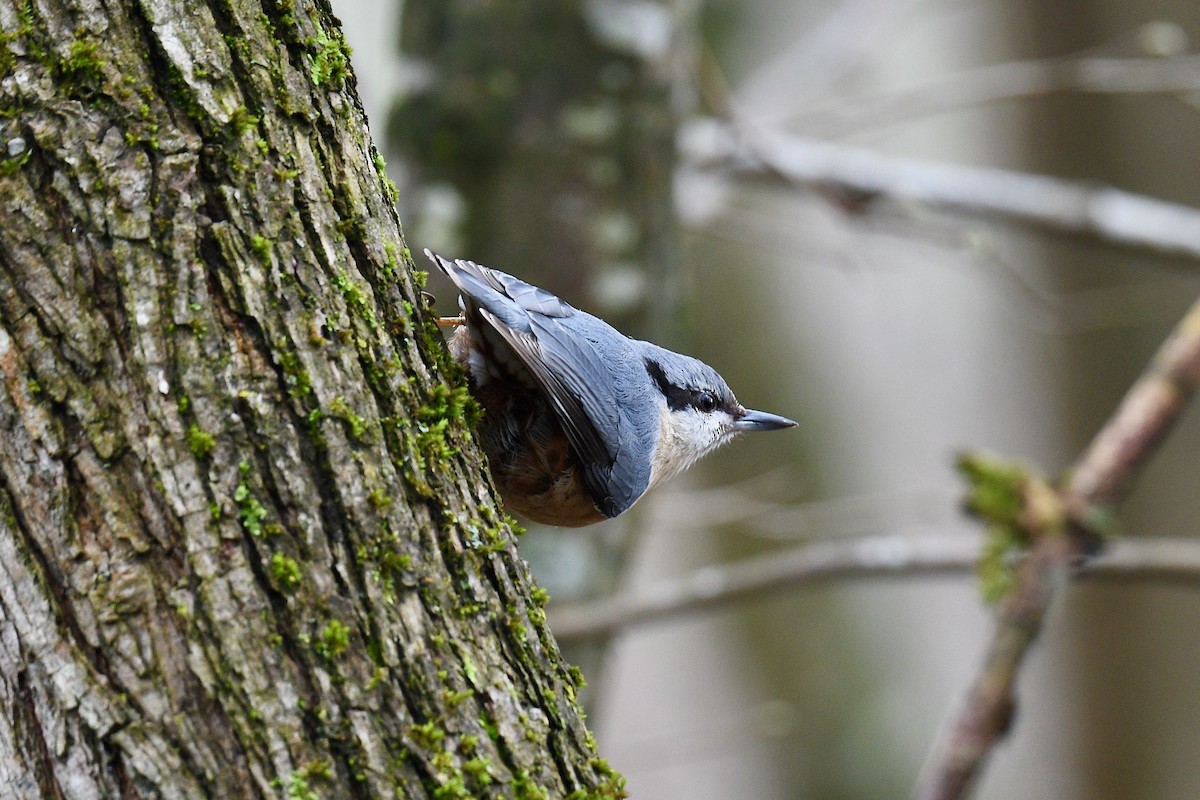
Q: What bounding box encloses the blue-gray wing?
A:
[428,250,571,328]
[428,251,645,517]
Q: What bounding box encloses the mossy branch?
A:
[916,292,1200,800]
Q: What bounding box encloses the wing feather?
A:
[428,250,642,517]
[478,309,632,516]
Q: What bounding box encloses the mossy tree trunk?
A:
[0,1,619,798]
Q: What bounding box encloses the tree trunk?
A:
[0,1,620,797]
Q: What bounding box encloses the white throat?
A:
[648,404,738,489]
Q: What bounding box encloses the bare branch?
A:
[695,126,1200,260]
[549,533,1200,642]
[916,294,1200,800]
[791,55,1200,137]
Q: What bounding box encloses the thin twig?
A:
[549,533,1200,642]
[694,126,1200,260]
[915,294,1200,800]
[730,0,919,112]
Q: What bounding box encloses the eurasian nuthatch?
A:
[428,250,796,527]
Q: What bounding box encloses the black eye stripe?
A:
[645,359,690,411]
[645,360,724,413]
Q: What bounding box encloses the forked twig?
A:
[915,293,1200,800]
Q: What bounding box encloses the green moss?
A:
[255,11,277,41]
[362,664,386,692]
[421,310,465,379]
[251,234,272,265]
[354,523,413,605]
[540,688,560,717]
[473,522,506,554]
[270,552,303,592]
[172,597,192,620]
[427,745,478,799]
[505,514,526,538]
[586,758,627,799]
[512,771,550,800]
[408,383,480,472]
[381,243,401,280]
[332,269,378,330]
[0,151,30,176]
[275,0,297,27]
[0,35,16,82]
[57,37,105,91]
[977,528,1019,604]
[308,28,351,89]
[519,712,542,745]
[276,340,313,397]
[506,618,527,644]
[566,771,629,800]
[455,601,483,618]
[336,215,368,245]
[958,453,1026,526]
[162,60,208,132]
[234,461,268,536]
[461,655,479,688]
[306,407,325,443]
[463,757,492,785]
[367,487,392,510]
[327,395,368,441]
[372,152,399,204]
[956,453,1062,604]
[230,105,260,136]
[410,721,445,749]
[478,714,499,743]
[283,770,319,800]
[0,18,34,85]
[316,618,350,659]
[186,424,216,458]
[433,778,471,799]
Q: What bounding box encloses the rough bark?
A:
[0,1,620,798]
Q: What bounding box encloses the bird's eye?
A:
[696,391,718,413]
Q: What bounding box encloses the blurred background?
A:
[333,2,1200,797]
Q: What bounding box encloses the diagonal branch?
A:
[915,293,1200,800]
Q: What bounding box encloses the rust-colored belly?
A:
[453,330,605,526]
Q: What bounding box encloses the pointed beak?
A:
[733,408,797,432]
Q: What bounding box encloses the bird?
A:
[427,249,796,527]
